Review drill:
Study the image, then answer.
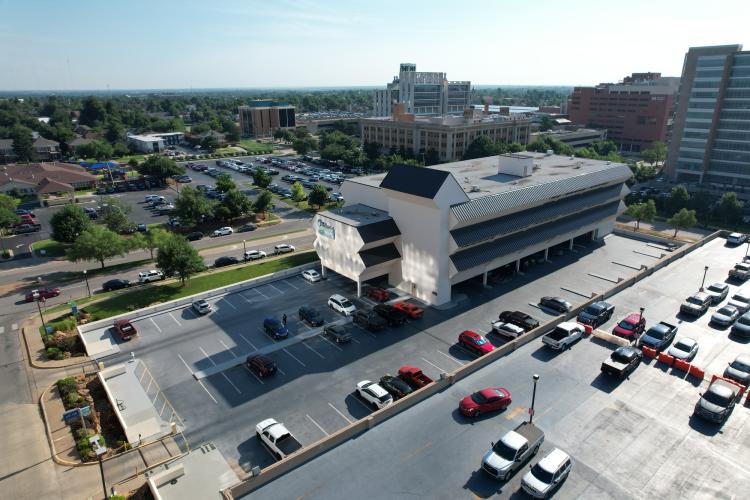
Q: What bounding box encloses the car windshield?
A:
[471,392,487,404]
[717,307,735,316]
[738,315,750,326]
[120,324,133,332]
[674,341,691,352]
[686,296,704,305]
[647,328,665,339]
[492,440,518,461]
[733,294,750,304]
[474,337,487,345]
[617,320,635,331]
[708,285,724,293]
[378,393,391,403]
[612,349,631,363]
[703,390,730,407]
[584,305,603,315]
[340,299,353,308]
[530,463,555,484]
[731,360,750,372]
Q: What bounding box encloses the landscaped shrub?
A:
[66,392,83,407]
[46,347,64,360]
[57,377,77,396]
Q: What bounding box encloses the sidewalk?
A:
[615,219,711,242]
[42,385,83,465]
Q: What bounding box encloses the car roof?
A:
[330,293,347,301]
[462,330,481,339]
[614,345,637,357]
[538,448,570,472]
[708,380,738,398]
[479,388,504,399]
[674,337,697,348]
[708,282,728,291]
[623,313,643,322]
[735,353,750,364]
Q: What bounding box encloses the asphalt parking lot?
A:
[244,235,750,499]
[99,233,672,473]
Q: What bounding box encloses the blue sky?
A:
[1,0,748,90]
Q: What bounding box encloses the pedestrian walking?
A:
[282,313,287,326]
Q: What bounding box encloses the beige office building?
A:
[238,101,296,138]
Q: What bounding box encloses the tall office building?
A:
[667,44,750,185]
[372,63,472,117]
[238,101,296,138]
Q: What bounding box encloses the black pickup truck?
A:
[601,346,643,379]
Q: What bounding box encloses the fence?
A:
[133,360,185,431]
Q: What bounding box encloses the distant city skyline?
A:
[1,0,748,91]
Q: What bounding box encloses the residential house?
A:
[0,162,97,200]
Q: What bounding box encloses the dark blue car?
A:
[263,317,288,340]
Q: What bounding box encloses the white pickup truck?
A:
[542,322,585,350]
[482,422,545,481]
[256,418,303,461]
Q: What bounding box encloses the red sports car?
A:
[458,330,495,355]
[25,287,61,302]
[393,301,424,319]
[459,387,512,417]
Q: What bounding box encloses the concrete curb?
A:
[38,383,95,467]
[20,317,93,369]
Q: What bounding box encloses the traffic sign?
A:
[62,408,81,423]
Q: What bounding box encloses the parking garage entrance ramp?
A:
[79,325,121,360]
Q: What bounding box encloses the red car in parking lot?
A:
[613,313,646,339]
[458,330,495,356]
[367,287,389,302]
[113,319,137,340]
[25,287,61,302]
[459,387,512,417]
[393,302,424,319]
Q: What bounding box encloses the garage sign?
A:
[317,219,335,240]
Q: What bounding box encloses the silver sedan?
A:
[711,305,740,327]
[668,337,699,361]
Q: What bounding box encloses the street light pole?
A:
[34,292,47,333]
[529,374,539,424]
[83,269,91,298]
[746,240,750,258]
[243,239,246,253]
[700,265,709,291]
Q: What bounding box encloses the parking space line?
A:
[351,395,372,412]
[350,336,361,344]
[302,341,326,359]
[222,299,237,310]
[320,335,344,352]
[198,380,219,404]
[243,365,265,385]
[199,347,218,366]
[222,373,242,394]
[219,340,239,357]
[352,325,377,339]
[255,287,270,299]
[168,312,182,326]
[283,348,306,367]
[306,414,329,436]
[298,276,314,286]
[267,283,284,295]
[436,350,465,366]
[327,402,353,424]
[241,293,254,304]
[177,354,193,375]
[276,365,286,376]
[239,334,257,351]
[284,279,299,290]
[454,344,478,360]
[150,318,162,333]
[421,357,448,374]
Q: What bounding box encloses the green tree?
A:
[11,125,35,162]
[668,185,690,213]
[646,141,667,166]
[292,137,317,155]
[215,173,236,193]
[0,194,19,251]
[462,136,500,160]
[99,198,132,233]
[221,119,240,143]
[200,135,219,152]
[68,225,128,269]
[50,204,91,243]
[156,234,205,284]
[76,140,114,161]
[624,200,656,230]
[308,185,329,209]
[218,189,252,219]
[641,148,657,166]
[715,191,744,227]
[252,190,273,216]
[689,190,712,226]
[137,156,185,183]
[173,186,214,226]
[252,169,272,188]
[105,120,125,144]
[79,96,106,126]
[129,226,170,259]
[667,208,697,238]
[424,148,440,166]
[290,181,306,202]
[363,141,380,160]
[539,116,554,132]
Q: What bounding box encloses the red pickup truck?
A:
[398,365,433,389]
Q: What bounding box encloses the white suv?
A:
[244,250,267,261]
[522,448,572,498]
[328,294,356,316]
[356,380,393,409]
[273,244,295,254]
[138,270,164,283]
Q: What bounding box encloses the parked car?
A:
[601,345,642,379]
[352,309,387,331]
[490,321,525,340]
[576,301,615,328]
[613,312,646,339]
[246,355,277,377]
[711,305,740,327]
[668,337,699,361]
[213,226,234,237]
[694,378,740,423]
[356,380,393,409]
[237,223,257,232]
[298,305,324,326]
[192,299,212,315]
[24,287,61,302]
[102,279,130,292]
[112,319,137,341]
[522,448,573,498]
[366,286,390,302]
[328,294,356,316]
[637,321,678,351]
[728,290,750,314]
[301,269,321,282]
[244,250,267,261]
[138,269,165,283]
[397,365,433,389]
[14,223,40,234]
[176,175,192,183]
[263,317,289,339]
[324,324,352,343]
[393,301,424,319]
[542,322,585,350]
[680,292,711,316]
[726,232,747,245]
[214,256,238,267]
[373,304,408,326]
[185,231,204,241]
[539,296,572,314]
[731,312,750,338]
[458,330,495,356]
[704,282,729,305]
[273,244,295,254]
[255,419,302,461]
[137,223,148,233]
[379,375,413,400]
[482,422,544,481]
[459,387,512,417]
[729,262,750,281]
[724,354,750,385]
[498,310,539,332]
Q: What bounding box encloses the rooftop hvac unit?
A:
[469,185,481,193]
[498,154,533,178]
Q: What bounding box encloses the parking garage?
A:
[314,152,632,306]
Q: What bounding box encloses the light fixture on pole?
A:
[639,307,645,322]
[700,265,709,291]
[529,374,540,424]
[243,239,246,253]
[33,292,47,333]
[83,269,91,297]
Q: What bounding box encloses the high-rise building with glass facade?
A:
[667,45,750,185]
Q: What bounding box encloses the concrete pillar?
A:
[356,279,362,298]
[515,259,521,273]
[544,248,549,261]
[482,271,488,287]
[320,264,327,279]
[569,238,574,250]
[592,230,597,241]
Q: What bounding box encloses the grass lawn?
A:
[80,251,318,321]
[32,239,68,258]
[239,140,271,153]
[56,258,154,282]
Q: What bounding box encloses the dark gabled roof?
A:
[359,243,401,267]
[357,218,400,244]
[379,165,450,199]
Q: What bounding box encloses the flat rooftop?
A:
[362,114,528,128]
[321,203,391,226]
[349,152,630,200]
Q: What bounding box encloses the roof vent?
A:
[545,149,554,156]
[469,185,481,193]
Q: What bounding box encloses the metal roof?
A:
[451,184,623,247]
[380,164,450,199]
[357,219,401,243]
[450,201,622,271]
[359,243,401,267]
[450,164,631,222]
